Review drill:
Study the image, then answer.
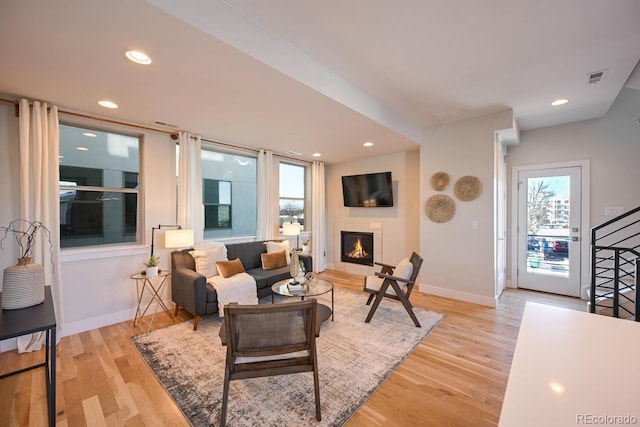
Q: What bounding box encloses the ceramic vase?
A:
[1,257,45,309]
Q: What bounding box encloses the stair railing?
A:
[590,206,640,321]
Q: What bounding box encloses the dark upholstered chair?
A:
[363,252,423,327]
[219,300,321,426]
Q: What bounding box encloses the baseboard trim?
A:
[1,300,174,353]
[419,284,497,307]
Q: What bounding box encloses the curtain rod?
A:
[0,96,312,163]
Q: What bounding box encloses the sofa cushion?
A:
[216,258,246,278]
[261,250,287,270]
[226,241,268,271]
[248,266,291,290]
[265,240,291,265]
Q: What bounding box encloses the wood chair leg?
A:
[173,304,179,317]
[365,293,375,305]
[365,281,390,323]
[313,358,321,421]
[193,315,200,331]
[390,282,421,327]
[220,367,230,427]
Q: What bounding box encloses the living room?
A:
[1,1,640,425]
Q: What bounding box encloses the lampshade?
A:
[282,222,301,236]
[164,229,194,248]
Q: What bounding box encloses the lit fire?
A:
[348,238,368,259]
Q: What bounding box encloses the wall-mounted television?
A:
[341,171,394,207]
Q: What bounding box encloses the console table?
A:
[0,287,57,426]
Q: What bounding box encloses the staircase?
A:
[590,206,640,321]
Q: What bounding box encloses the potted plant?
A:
[301,237,311,253]
[144,255,160,277]
[0,219,52,309]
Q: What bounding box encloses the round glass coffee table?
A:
[271,278,334,322]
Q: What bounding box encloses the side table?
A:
[0,287,56,426]
[130,271,174,332]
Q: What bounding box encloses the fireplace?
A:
[341,231,374,266]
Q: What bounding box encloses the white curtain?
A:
[17,99,64,352]
[311,161,326,272]
[177,132,203,244]
[256,149,275,241]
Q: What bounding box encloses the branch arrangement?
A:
[0,219,52,259]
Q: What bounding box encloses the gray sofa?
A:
[171,240,312,330]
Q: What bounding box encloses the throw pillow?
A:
[261,250,287,270]
[394,258,414,282]
[216,258,246,278]
[189,244,227,278]
[265,240,291,265]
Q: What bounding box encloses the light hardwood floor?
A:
[0,270,586,426]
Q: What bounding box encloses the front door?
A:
[517,166,582,297]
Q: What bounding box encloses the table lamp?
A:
[165,229,195,251]
[283,222,301,250]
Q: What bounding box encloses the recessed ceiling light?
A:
[312,153,322,157]
[363,141,374,147]
[76,147,89,151]
[125,50,152,65]
[550,98,569,106]
[98,100,118,109]
[83,132,97,138]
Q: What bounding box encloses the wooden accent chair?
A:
[219,299,321,426]
[363,252,423,327]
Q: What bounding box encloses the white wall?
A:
[0,102,178,338]
[507,87,640,285]
[325,150,420,275]
[420,110,513,307]
[509,87,640,227]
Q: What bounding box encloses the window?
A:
[279,162,306,229]
[201,148,257,239]
[59,124,140,248]
[203,179,231,229]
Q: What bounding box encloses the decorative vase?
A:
[289,250,300,282]
[302,244,310,254]
[146,266,158,277]
[1,258,45,310]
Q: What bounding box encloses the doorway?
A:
[513,162,589,297]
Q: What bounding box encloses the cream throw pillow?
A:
[189,244,227,278]
[394,258,414,283]
[265,240,291,265]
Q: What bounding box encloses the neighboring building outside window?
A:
[203,179,231,229]
[59,124,140,248]
[279,162,306,229]
[201,148,257,239]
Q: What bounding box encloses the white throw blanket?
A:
[207,272,258,316]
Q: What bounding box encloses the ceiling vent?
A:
[585,69,608,85]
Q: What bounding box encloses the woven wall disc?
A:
[424,194,456,223]
[454,176,482,201]
[430,172,450,191]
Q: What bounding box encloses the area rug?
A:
[132,287,443,426]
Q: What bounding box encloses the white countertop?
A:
[499,302,640,427]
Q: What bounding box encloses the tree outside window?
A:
[279,163,305,229]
